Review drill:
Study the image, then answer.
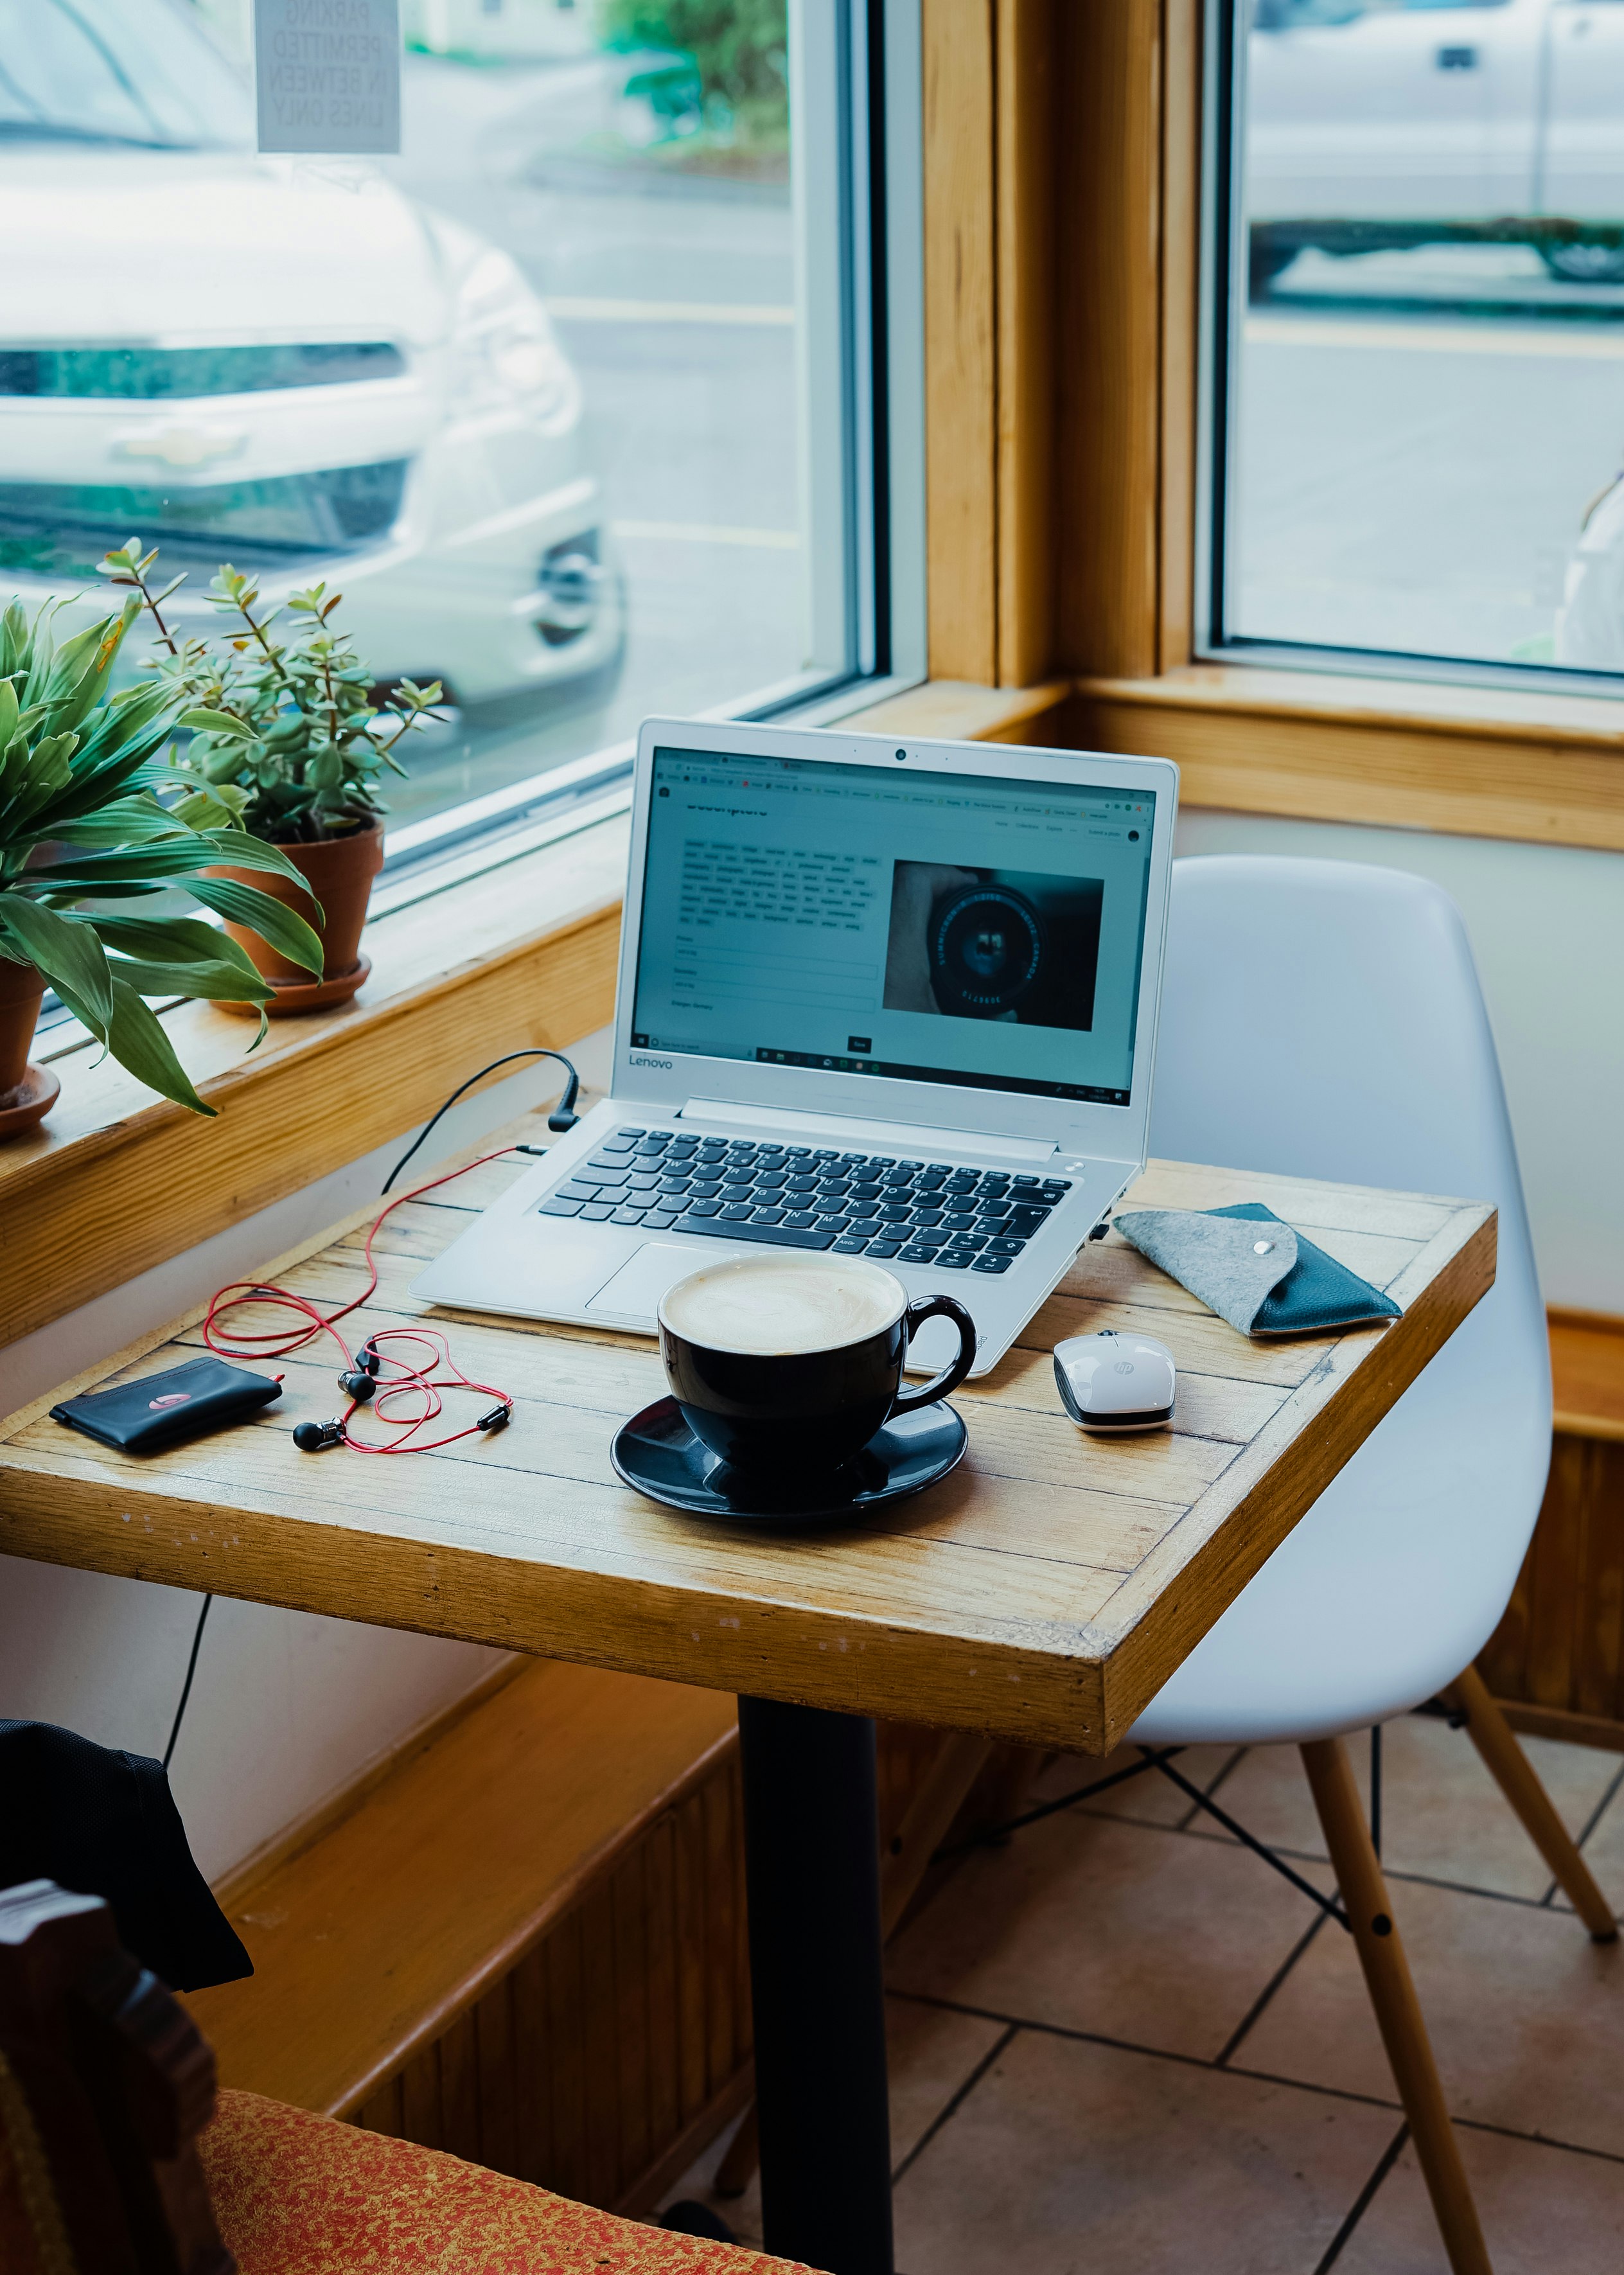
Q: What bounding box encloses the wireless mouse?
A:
[1052,1329,1176,1433]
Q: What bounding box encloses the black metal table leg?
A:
[736,1695,894,2275]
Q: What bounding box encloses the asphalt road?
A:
[377,55,806,828]
[1232,246,1624,670]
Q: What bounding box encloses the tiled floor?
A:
[665,1713,1624,2271]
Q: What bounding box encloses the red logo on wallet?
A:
[148,1392,191,1409]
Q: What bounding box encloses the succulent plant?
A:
[102,543,444,844]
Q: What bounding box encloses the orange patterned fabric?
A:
[202,2090,812,2275]
[0,2049,76,2275]
[0,2126,49,2275]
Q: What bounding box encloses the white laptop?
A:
[412,717,1179,1377]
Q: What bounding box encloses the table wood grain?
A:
[0,1133,1494,1753]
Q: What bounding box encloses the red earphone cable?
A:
[204,1147,522,1453]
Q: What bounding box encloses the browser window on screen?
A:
[631,748,1156,1106]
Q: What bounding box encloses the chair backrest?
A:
[0,1879,232,2275]
[1142,856,1549,1725]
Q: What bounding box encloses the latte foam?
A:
[661,1255,903,1356]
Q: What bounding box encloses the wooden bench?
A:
[1482,1311,1624,1751]
[1550,1309,1624,1444]
[183,1656,751,2218]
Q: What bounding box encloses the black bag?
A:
[0,1721,251,1991]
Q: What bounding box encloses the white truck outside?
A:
[1249,0,1624,288]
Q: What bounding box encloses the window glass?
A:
[1212,0,1624,678]
[3,0,882,840]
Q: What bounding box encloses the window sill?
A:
[1068,666,1624,852]
[840,677,1073,745]
[0,810,630,1353]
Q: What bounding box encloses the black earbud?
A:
[338,1370,376,1402]
[293,1419,345,1452]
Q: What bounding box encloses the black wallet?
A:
[51,1357,283,1454]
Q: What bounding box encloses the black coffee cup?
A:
[658,1253,976,1477]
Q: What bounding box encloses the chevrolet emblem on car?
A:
[114,425,248,469]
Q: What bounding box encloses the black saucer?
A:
[611,1396,967,1526]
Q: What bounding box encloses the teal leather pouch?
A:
[1112,1201,1402,1340]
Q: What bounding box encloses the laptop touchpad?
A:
[586,1241,714,1322]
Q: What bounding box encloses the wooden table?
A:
[0,1138,1495,2274]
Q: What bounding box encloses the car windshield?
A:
[0,0,252,151]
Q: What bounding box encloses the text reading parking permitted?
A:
[254,0,402,156]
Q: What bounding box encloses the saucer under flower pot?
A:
[0,957,58,1141]
[219,952,373,1018]
[209,819,384,1017]
[0,1061,60,1140]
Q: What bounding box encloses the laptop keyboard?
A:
[538,1129,1072,1275]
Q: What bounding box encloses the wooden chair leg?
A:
[714,1731,994,2200]
[1301,1737,1493,2275]
[1441,1666,1618,1942]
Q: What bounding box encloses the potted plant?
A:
[0,591,324,1138]
[105,544,444,1014]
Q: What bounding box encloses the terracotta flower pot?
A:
[213,820,385,1016]
[0,956,59,1140]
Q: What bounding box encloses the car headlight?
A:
[452,248,579,433]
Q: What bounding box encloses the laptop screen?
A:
[630,747,1159,1106]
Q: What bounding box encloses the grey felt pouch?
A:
[1111,1203,1402,1338]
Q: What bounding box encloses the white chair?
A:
[1131,854,1613,2275]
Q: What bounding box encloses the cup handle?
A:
[888,1295,978,1417]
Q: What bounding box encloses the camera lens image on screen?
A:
[931,883,1043,1015]
[883,862,1104,1032]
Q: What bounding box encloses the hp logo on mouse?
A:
[1113,1361,1135,1376]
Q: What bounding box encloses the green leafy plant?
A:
[102,544,444,845]
[0,590,324,1115]
[601,0,788,148]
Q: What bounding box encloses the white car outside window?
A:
[0,0,622,709]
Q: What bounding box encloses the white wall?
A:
[0,1027,612,1886]
[1176,811,1624,1316]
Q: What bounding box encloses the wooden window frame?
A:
[918,0,1624,854]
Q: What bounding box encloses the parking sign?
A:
[254,0,402,155]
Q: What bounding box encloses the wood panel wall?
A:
[329,1719,965,2215]
[1481,1433,1624,1752]
[348,1741,754,2218]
